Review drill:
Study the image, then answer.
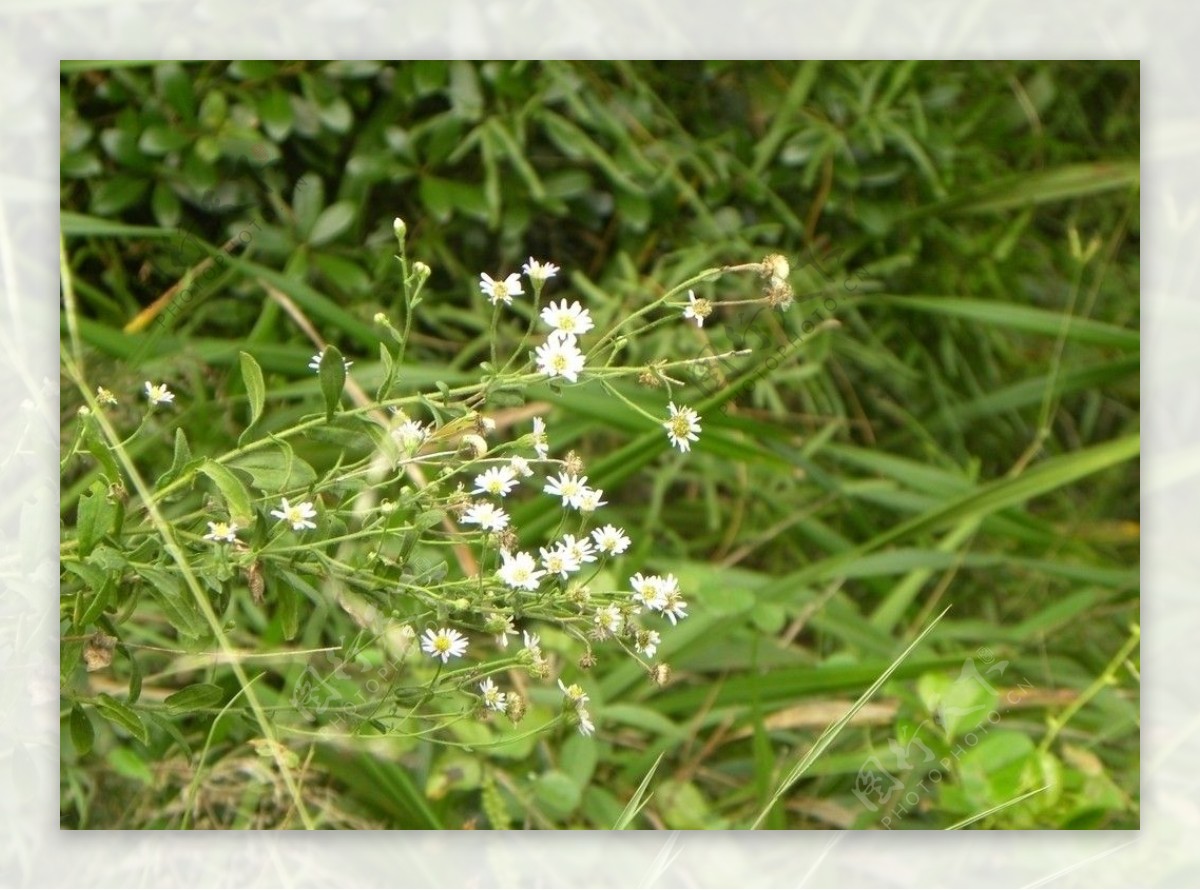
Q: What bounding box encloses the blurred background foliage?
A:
[60,61,1139,829]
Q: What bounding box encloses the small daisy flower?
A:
[473,466,519,498]
[531,417,550,460]
[462,502,510,532]
[541,544,582,579]
[203,521,239,543]
[497,550,546,591]
[592,525,631,556]
[308,348,353,373]
[509,455,534,478]
[544,472,589,509]
[683,290,713,328]
[594,604,624,636]
[535,331,586,383]
[576,707,595,737]
[479,678,508,713]
[421,627,469,663]
[96,386,118,406]
[540,300,594,336]
[558,679,590,708]
[630,573,668,611]
[522,630,542,656]
[664,402,702,453]
[493,614,517,648]
[144,381,175,406]
[661,590,689,625]
[635,629,662,659]
[560,534,598,566]
[392,418,429,452]
[479,272,525,305]
[270,498,318,531]
[523,257,559,285]
[576,487,607,513]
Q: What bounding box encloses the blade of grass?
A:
[613,751,664,829]
[749,606,951,828]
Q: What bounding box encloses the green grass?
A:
[59,60,1139,830]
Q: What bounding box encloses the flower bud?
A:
[393,217,407,241]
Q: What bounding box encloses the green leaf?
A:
[64,561,114,629]
[155,428,195,489]
[198,459,253,525]
[277,574,301,641]
[76,480,116,557]
[69,705,95,756]
[228,445,317,494]
[918,669,999,740]
[90,175,149,216]
[318,345,346,421]
[151,181,182,228]
[308,201,357,246]
[155,63,196,121]
[238,350,266,432]
[559,733,598,789]
[81,414,120,484]
[534,770,582,818]
[138,566,207,639]
[165,683,225,713]
[94,693,149,745]
[259,88,294,141]
[293,175,324,237]
[138,124,190,155]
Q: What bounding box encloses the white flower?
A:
[531,417,550,460]
[497,550,545,591]
[462,502,509,532]
[560,534,597,566]
[636,629,662,659]
[683,290,713,328]
[663,402,702,453]
[522,629,541,655]
[96,386,118,406]
[592,525,631,555]
[494,615,517,648]
[479,272,525,305]
[558,678,590,708]
[270,498,318,531]
[144,381,175,406]
[523,257,559,284]
[576,707,595,737]
[661,590,689,625]
[509,455,534,477]
[421,627,469,663]
[576,487,607,513]
[392,419,430,453]
[543,472,589,508]
[630,573,668,611]
[203,521,239,543]
[540,300,594,336]
[594,604,623,636]
[540,544,582,579]
[308,348,353,373]
[479,678,507,713]
[535,330,586,383]
[473,466,519,497]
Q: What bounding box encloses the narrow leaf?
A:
[318,345,346,421]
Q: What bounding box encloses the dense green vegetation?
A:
[60,60,1139,829]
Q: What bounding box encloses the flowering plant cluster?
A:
[63,215,792,761]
